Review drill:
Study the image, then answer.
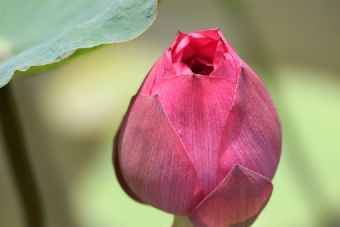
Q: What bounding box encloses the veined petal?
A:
[219,63,281,181]
[189,165,273,227]
[151,76,236,195]
[209,52,240,81]
[230,213,260,227]
[113,96,145,203]
[141,53,176,95]
[118,95,203,214]
[113,123,145,203]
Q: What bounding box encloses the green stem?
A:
[0,83,44,227]
[172,216,194,227]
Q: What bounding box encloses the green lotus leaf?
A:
[0,0,157,87]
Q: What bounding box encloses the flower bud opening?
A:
[172,35,220,75]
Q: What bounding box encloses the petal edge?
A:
[219,64,282,180]
[189,165,273,227]
[118,95,203,214]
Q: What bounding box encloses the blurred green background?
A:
[1,0,340,227]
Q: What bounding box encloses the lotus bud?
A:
[113,29,281,227]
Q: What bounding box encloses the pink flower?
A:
[113,29,281,227]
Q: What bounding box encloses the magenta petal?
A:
[118,95,203,214]
[113,96,145,203]
[192,29,221,40]
[189,165,273,227]
[113,125,145,204]
[151,76,236,195]
[140,53,176,95]
[210,52,240,81]
[219,63,281,180]
[230,211,262,227]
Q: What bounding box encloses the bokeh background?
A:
[1,0,340,226]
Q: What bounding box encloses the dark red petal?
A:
[113,96,145,203]
[219,63,282,181]
[118,95,203,214]
[230,205,266,227]
[114,131,146,203]
[151,76,236,195]
[189,165,273,227]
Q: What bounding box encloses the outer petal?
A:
[140,53,176,95]
[230,208,264,227]
[219,63,281,181]
[118,95,203,214]
[151,76,236,195]
[209,52,240,81]
[189,165,273,227]
[113,116,145,203]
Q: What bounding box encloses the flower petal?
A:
[209,51,240,80]
[140,53,176,95]
[189,165,273,227]
[118,95,203,214]
[151,76,236,195]
[219,63,281,181]
[192,28,221,40]
[113,126,145,203]
[113,96,145,203]
[230,212,262,227]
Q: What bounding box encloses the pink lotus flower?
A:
[113,29,281,227]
